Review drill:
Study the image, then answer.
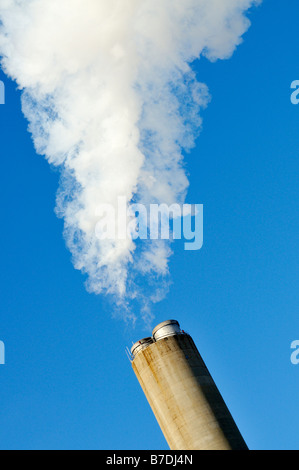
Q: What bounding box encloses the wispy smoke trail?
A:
[0,0,260,322]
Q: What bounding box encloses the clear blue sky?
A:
[0,0,299,450]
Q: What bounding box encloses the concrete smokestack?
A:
[131,320,248,451]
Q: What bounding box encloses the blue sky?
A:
[0,0,299,450]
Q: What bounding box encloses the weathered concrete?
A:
[132,334,248,450]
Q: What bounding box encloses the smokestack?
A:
[130,320,248,451]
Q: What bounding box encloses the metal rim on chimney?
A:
[152,320,181,341]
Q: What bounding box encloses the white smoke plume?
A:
[0,0,260,322]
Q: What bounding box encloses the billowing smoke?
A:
[0,0,260,322]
